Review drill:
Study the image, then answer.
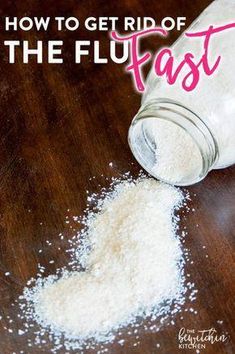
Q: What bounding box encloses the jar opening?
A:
[128,99,218,186]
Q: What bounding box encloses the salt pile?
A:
[19,175,196,351]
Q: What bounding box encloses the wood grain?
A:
[0,0,234,353]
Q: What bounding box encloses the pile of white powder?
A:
[19,175,196,352]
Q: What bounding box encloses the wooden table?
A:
[0,0,234,353]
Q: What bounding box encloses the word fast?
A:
[112,23,235,92]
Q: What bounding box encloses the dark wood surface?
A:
[0,0,234,353]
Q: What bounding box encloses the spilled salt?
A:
[20,176,194,351]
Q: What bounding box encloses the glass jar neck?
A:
[128,98,219,186]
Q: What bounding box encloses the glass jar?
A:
[128,0,235,186]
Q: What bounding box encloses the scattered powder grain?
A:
[20,176,195,351]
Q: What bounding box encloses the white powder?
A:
[20,175,195,351]
[151,120,202,184]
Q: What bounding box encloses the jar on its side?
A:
[129,0,235,186]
